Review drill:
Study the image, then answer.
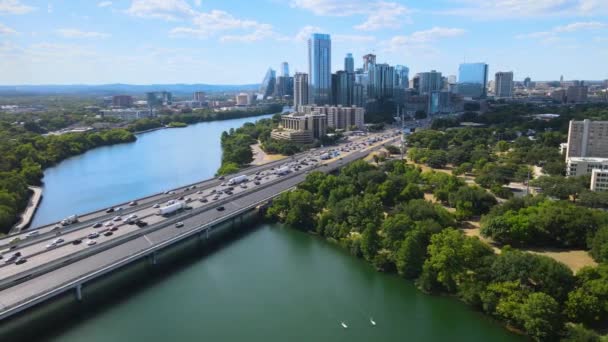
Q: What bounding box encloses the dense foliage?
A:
[267,159,608,341]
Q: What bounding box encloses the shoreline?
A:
[10,186,43,234]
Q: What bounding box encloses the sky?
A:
[0,0,607,85]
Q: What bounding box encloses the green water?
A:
[48,224,522,342]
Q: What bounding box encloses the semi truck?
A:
[320,153,331,160]
[275,166,290,176]
[228,175,248,186]
[60,215,79,226]
[157,201,186,216]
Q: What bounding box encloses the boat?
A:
[370,318,376,326]
[341,322,348,329]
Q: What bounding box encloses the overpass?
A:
[0,131,401,321]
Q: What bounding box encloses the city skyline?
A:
[0,0,607,84]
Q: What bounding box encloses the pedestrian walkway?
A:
[11,186,42,234]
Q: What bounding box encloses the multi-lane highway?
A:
[0,130,401,317]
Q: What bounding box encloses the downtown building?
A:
[300,105,365,130]
[260,68,277,99]
[457,63,489,98]
[112,95,133,108]
[308,33,332,105]
[566,81,589,103]
[566,119,608,191]
[293,72,309,111]
[270,112,327,144]
[494,71,514,98]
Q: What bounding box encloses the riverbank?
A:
[10,186,42,234]
[251,142,286,165]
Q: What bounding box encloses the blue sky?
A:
[0,0,607,84]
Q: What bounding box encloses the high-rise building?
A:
[494,71,514,98]
[301,105,365,130]
[260,68,277,99]
[418,70,443,95]
[567,81,588,103]
[523,77,532,89]
[308,33,332,105]
[344,53,354,73]
[551,89,566,103]
[112,95,133,107]
[566,120,608,158]
[332,71,354,106]
[368,63,394,100]
[280,62,289,77]
[276,76,294,98]
[294,72,309,111]
[146,91,172,107]
[457,63,488,98]
[353,83,365,108]
[193,91,206,102]
[235,93,251,106]
[394,65,409,89]
[362,54,376,72]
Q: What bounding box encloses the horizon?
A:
[0,0,608,84]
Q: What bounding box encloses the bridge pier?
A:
[75,284,83,301]
[150,252,157,265]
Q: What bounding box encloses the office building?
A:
[344,53,354,73]
[235,93,251,106]
[101,109,152,121]
[368,63,394,100]
[276,76,294,98]
[591,169,608,191]
[567,81,588,103]
[494,71,514,98]
[294,72,309,111]
[193,91,206,102]
[280,62,289,77]
[146,91,172,107]
[566,157,608,177]
[429,91,451,114]
[271,112,327,144]
[301,105,364,130]
[362,54,376,72]
[551,89,566,103]
[353,84,365,108]
[332,71,354,106]
[457,63,488,98]
[394,65,409,89]
[418,70,443,95]
[523,77,532,89]
[566,120,608,158]
[112,95,133,108]
[308,33,332,105]
[260,68,277,99]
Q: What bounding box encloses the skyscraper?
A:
[332,71,354,106]
[567,81,588,103]
[281,62,289,77]
[418,70,443,95]
[368,63,394,100]
[523,77,532,88]
[394,65,409,89]
[457,63,488,98]
[344,53,354,73]
[294,72,309,111]
[308,33,332,105]
[260,68,277,99]
[362,54,376,72]
[494,71,514,98]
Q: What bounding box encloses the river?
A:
[29,116,521,341]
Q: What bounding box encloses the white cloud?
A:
[294,25,322,41]
[383,27,466,51]
[0,22,16,34]
[333,34,375,43]
[442,0,608,19]
[0,0,36,14]
[291,0,411,31]
[516,21,607,43]
[47,3,52,13]
[194,0,201,7]
[97,1,112,8]
[126,0,196,21]
[56,28,110,39]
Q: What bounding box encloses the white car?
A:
[45,243,56,250]
[129,214,138,219]
[26,231,40,238]
[105,221,114,227]
[53,238,64,244]
[113,216,122,222]
[87,240,97,246]
[175,222,184,228]
[153,203,160,209]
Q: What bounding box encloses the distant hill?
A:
[0,83,260,96]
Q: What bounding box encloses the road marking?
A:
[143,235,154,246]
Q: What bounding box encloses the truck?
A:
[156,201,186,216]
[60,215,79,226]
[228,175,248,186]
[275,166,290,176]
[320,153,331,160]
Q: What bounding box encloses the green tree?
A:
[519,292,562,341]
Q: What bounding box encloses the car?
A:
[104,231,113,237]
[175,222,184,228]
[219,176,225,180]
[72,239,82,245]
[216,190,223,195]
[53,238,64,244]
[129,214,138,219]
[110,227,118,232]
[213,196,220,200]
[52,225,61,231]
[216,206,225,211]
[185,186,190,191]
[26,231,40,238]
[105,221,114,227]
[88,233,99,239]
[45,243,56,250]
[169,191,176,195]
[185,198,193,203]
[184,206,193,210]
[115,207,124,211]
[197,190,203,194]
[199,198,208,203]
[211,189,217,194]
[87,240,97,246]
[15,257,27,265]
[225,191,233,195]
[178,196,185,200]
[127,220,136,225]
[105,208,115,213]
[135,220,148,227]
[113,216,122,222]
[220,182,226,187]
[93,222,102,228]
[166,199,176,205]
[192,185,197,189]
[240,184,248,189]
[254,181,261,185]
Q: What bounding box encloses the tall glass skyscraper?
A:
[280,62,289,77]
[457,63,488,98]
[344,53,354,73]
[308,33,332,105]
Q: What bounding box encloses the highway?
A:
[0,130,401,316]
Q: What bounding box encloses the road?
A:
[0,130,401,314]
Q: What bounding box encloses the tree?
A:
[519,293,562,341]
[425,150,448,169]
[589,226,608,262]
[395,227,431,278]
[361,224,381,262]
[448,186,497,220]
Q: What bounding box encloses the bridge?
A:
[0,131,401,321]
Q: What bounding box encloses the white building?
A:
[100,109,152,121]
[591,169,608,191]
[300,105,365,130]
[235,93,251,106]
